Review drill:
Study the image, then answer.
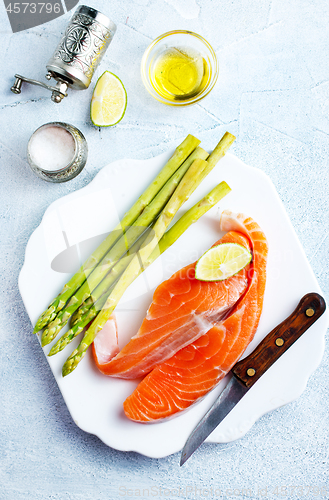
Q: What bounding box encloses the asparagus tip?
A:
[62,359,72,377]
[62,346,88,376]
[41,330,52,347]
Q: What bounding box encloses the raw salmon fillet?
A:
[123,211,268,421]
[97,231,250,378]
[92,315,119,369]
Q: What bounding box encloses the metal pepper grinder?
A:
[11,5,116,103]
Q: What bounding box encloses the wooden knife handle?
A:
[231,292,326,388]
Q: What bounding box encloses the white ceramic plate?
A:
[19,150,329,458]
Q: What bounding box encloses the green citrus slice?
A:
[195,243,252,281]
[90,71,127,127]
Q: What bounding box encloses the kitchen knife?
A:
[180,292,326,466]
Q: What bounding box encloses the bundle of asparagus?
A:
[34,132,236,376]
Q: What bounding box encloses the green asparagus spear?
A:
[48,229,153,355]
[70,296,93,327]
[33,134,201,333]
[62,158,209,375]
[71,146,211,327]
[70,226,154,328]
[199,131,236,181]
[41,147,208,346]
[51,180,232,354]
[155,181,231,257]
[49,292,110,356]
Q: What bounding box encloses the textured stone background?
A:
[0,0,328,499]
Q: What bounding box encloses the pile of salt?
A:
[29,125,76,172]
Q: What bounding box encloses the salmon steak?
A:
[123,211,268,422]
[95,230,250,379]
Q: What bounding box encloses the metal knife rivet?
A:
[275,338,284,346]
[247,368,256,377]
[305,308,315,317]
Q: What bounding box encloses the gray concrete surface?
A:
[0,0,328,499]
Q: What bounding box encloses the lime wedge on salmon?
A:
[90,71,127,127]
[195,242,252,281]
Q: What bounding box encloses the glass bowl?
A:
[141,30,218,106]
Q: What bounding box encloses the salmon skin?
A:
[97,231,250,378]
[123,211,268,422]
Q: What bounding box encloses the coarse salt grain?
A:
[29,125,76,172]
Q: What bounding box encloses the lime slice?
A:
[90,71,127,127]
[195,243,252,281]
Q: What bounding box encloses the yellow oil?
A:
[151,46,209,101]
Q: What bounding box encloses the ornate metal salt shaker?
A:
[27,122,88,183]
[11,6,116,103]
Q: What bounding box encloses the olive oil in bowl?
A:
[151,46,209,102]
[141,31,218,106]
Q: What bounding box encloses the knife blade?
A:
[180,292,326,466]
